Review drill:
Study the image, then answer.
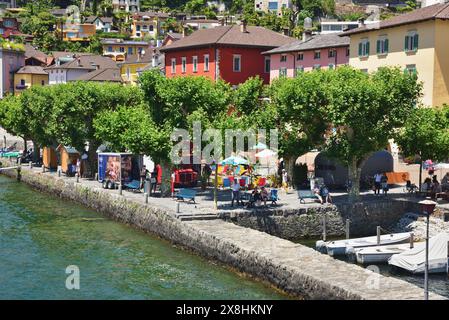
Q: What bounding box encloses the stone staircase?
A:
[175,212,219,222]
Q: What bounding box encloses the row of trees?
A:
[1,66,448,200]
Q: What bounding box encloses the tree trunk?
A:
[159,160,172,197]
[22,137,27,154]
[87,141,100,178]
[348,157,361,202]
[284,156,295,189]
[32,141,40,164]
[419,160,423,192]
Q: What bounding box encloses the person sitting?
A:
[442,173,449,192]
[247,187,262,208]
[405,180,418,193]
[320,184,332,204]
[313,186,323,204]
[421,177,432,195]
[261,187,269,206]
[431,175,441,199]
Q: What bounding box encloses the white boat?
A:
[351,243,416,264]
[317,232,412,256]
[388,232,449,274]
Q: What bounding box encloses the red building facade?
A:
[160,25,294,85]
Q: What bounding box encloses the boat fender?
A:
[316,240,326,253]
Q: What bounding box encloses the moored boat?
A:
[350,243,417,264]
[316,232,412,256]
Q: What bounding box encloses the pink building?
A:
[0,47,25,98]
[263,33,350,82]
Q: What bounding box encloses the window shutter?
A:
[413,34,419,50]
[358,42,362,56]
[376,40,380,54]
[404,36,409,51]
[384,39,389,53]
[365,41,370,55]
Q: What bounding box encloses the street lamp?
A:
[418,198,437,300]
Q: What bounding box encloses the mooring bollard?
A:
[76,173,79,183]
[94,173,98,181]
[16,166,21,182]
[447,241,449,277]
[144,192,149,204]
[409,233,414,249]
[42,165,45,173]
[58,170,61,177]
[176,202,180,213]
[376,226,381,246]
[29,161,32,169]
[346,219,350,239]
[119,183,122,195]
[322,213,327,242]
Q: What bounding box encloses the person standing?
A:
[282,169,288,193]
[140,165,147,189]
[381,173,389,196]
[374,172,382,195]
[231,180,242,207]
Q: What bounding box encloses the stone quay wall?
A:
[0,162,445,300]
[219,201,422,241]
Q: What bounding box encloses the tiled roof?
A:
[100,38,149,46]
[74,68,122,82]
[85,16,113,24]
[45,55,117,70]
[133,11,170,18]
[160,25,295,52]
[167,32,182,40]
[119,49,155,64]
[342,3,449,36]
[24,44,49,65]
[263,33,350,55]
[16,66,48,75]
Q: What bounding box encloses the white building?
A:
[45,54,118,85]
[112,0,140,13]
[320,19,380,34]
[85,16,113,33]
[255,0,292,16]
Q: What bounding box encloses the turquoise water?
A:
[0,175,287,300]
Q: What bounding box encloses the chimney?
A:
[283,27,289,36]
[182,26,188,37]
[221,18,225,26]
[240,19,248,33]
[358,18,365,28]
[302,17,313,41]
[77,58,81,66]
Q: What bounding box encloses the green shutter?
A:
[376,40,380,54]
[384,39,389,53]
[366,41,370,55]
[413,34,419,51]
[404,35,409,51]
[358,42,362,56]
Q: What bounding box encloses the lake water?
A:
[0,175,287,300]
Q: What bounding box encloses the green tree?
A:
[395,105,449,190]
[324,66,422,200]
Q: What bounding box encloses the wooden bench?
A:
[176,188,197,203]
[298,190,318,204]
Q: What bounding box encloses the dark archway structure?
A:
[314,150,394,189]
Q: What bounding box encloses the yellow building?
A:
[14,66,48,95]
[343,3,449,107]
[118,50,154,84]
[131,11,169,40]
[56,23,96,42]
[101,38,150,62]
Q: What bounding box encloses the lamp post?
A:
[418,198,437,300]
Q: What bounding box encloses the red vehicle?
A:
[173,168,198,187]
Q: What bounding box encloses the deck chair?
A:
[124,180,141,192]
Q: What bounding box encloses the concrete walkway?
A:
[1,161,447,300]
